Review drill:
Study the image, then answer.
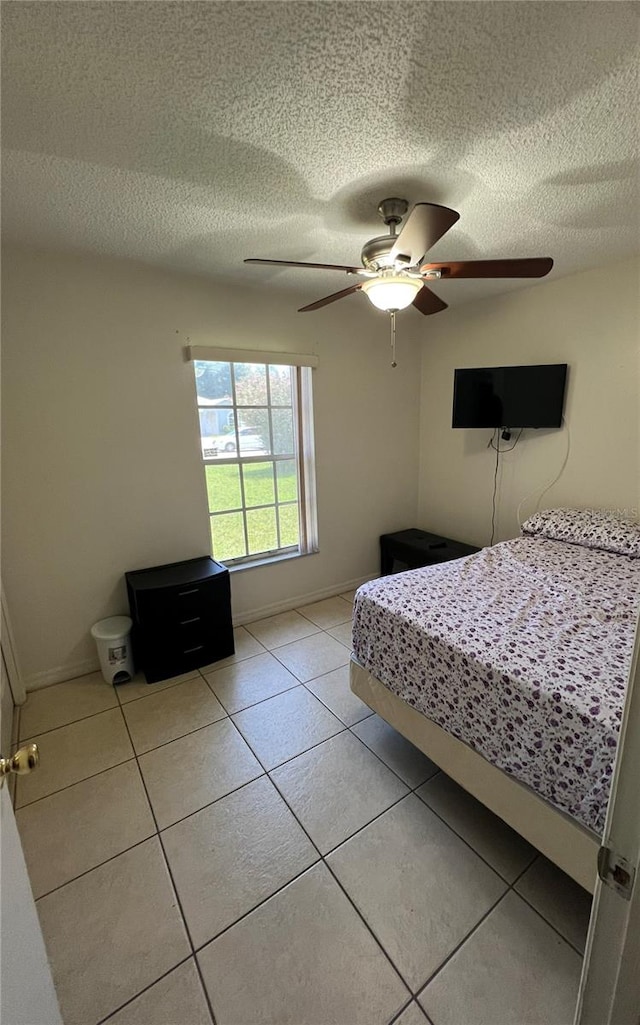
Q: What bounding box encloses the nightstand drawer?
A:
[172,615,211,650]
[135,582,220,628]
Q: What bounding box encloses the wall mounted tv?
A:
[452,364,567,429]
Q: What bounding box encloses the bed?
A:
[350,509,640,892]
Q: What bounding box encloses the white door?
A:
[0,657,62,1025]
[575,611,640,1025]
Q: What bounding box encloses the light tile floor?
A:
[15,598,592,1025]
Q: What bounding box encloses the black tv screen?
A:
[452,364,567,429]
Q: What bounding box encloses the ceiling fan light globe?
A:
[361,276,423,312]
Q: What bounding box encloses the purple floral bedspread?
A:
[352,536,640,834]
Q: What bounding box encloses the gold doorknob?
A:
[0,743,39,787]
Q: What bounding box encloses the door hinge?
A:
[597,845,636,900]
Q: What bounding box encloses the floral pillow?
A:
[521,507,640,558]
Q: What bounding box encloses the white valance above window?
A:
[185,346,318,369]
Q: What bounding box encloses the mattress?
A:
[352,536,640,834]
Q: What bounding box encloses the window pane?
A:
[211,512,246,561]
[199,409,232,459]
[243,462,275,508]
[279,503,299,547]
[195,361,232,404]
[205,464,242,513]
[272,408,294,456]
[234,408,271,456]
[234,363,267,406]
[246,506,277,555]
[276,460,298,502]
[269,365,293,405]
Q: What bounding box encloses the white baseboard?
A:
[25,657,100,693]
[231,574,375,627]
[23,575,375,692]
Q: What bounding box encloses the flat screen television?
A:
[452,364,567,429]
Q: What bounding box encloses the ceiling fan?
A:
[245,198,553,316]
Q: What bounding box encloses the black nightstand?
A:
[379,529,480,575]
[126,556,234,683]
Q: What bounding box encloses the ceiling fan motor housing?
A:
[361,198,414,270]
[360,234,403,271]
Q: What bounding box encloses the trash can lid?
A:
[90,616,132,641]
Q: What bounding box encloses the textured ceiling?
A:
[2,1,639,309]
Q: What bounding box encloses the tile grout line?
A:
[300,678,375,727]
[410,783,536,887]
[509,852,542,890]
[188,673,413,998]
[117,674,201,707]
[257,772,414,1003]
[415,887,512,1004]
[174,703,416,1009]
[416,852,583,1006]
[388,998,422,1025]
[19,616,351,747]
[21,648,578,901]
[34,832,156,904]
[340,724,529,889]
[122,709,229,758]
[22,677,350,813]
[268,643,351,680]
[405,780,593,964]
[19,701,122,744]
[245,628,322,651]
[19,621,589,1020]
[27,724,583,1015]
[20,674,202,744]
[201,668,348,771]
[250,636,589,987]
[15,754,136,811]
[20,698,345,816]
[156,766,266,833]
[188,859,323,954]
[114,701,219,1025]
[30,767,266,904]
[203,674,301,714]
[93,954,195,1025]
[510,887,587,959]
[28,718,413,905]
[21,656,586,904]
[230,718,348,773]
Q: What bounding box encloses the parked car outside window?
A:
[200,427,267,458]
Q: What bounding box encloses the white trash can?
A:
[91,616,134,685]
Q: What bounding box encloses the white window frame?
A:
[188,347,318,568]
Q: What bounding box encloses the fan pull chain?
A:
[390,311,397,368]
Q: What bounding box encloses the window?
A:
[192,354,318,566]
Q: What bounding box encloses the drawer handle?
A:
[183,645,204,654]
[178,588,199,597]
[180,617,201,625]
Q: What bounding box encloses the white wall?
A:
[1,245,422,687]
[417,258,640,549]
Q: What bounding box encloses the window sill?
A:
[226,548,319,574]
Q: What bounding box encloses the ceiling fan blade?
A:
[389,203,460,266]
[421,257,554,278]
[298,284,362,312]
[412,285,448,316]
[245,258,362,273]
